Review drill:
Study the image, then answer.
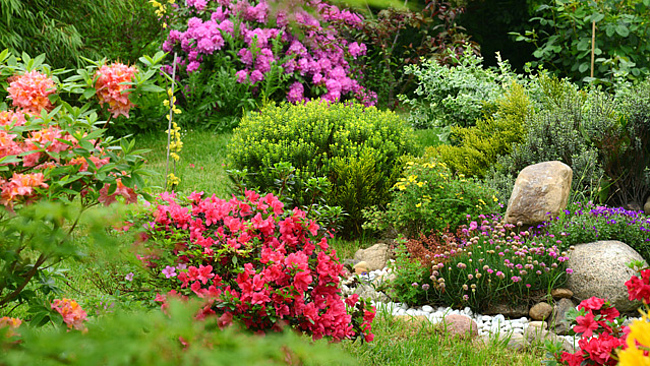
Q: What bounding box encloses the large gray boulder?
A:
[504,161,572,226]
[567,240,646,312]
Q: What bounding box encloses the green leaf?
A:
[82,88,96,99]
[615,24,630,37]
[578,62,589,73]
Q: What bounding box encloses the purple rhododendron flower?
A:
[162,266,177,278]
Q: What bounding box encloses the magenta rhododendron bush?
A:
[137,190,375,342]
[160,0,376,105]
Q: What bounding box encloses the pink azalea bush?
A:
[160,0,376,106]
[136,190,375,342]
[0,51,163,313]
[6,70,57,114]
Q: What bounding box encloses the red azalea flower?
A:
[574,311,600,338]
[578,297,606,312]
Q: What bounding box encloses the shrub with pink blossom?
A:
[390,214,571,312]
[157,0,376,129]
[134,190,375,342]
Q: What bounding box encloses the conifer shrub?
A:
[227,101,417,236]
[433,82,531,177]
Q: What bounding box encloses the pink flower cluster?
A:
[95,63,138,118]
[162,0,376,105]
[141,190,375,342]
[51,298,88,331]
[6,71,56,115]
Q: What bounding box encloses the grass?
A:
[135,130,232,197]
[339,312,545,366]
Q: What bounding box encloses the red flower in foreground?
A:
[625,269,650,304]
[574,311,600,338]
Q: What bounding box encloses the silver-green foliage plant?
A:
[399,49,516,130]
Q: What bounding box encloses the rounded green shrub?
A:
[227,101,417,236]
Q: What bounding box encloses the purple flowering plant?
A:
[158,0,377,127]
[532,201,650,262]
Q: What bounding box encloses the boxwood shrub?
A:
[227,101,417,236]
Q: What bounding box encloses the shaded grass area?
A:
[135,130,232,197]
[340,312,545,366]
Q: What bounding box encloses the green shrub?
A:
[399,50,515,130]
[227,101,417,236]
[488,76,606,202]
[388,244,437,306]
[363,160,500,238]
[433,82,531,177]
[586,78,650,208]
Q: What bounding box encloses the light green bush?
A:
[399,50,515,129]
[433,82,531,177]
[227,101,417,236]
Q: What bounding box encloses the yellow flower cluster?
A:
[164,88,182,188]
[167,172,181,187]
[619,313,650,365]
[149,0,175,27]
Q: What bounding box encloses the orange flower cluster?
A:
[0,172,48,207]
[6,70,56,114]
[0,110,26,127]
[0,316,21,337]
[95,63,138,118]
[51,298,87,331]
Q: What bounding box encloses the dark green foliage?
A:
[357,2,480,109]
[227,101,417,236]
[585,80,650,208]
[0,0,162,69]
[512,0,650,85]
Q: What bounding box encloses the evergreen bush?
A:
[227,101,417,236]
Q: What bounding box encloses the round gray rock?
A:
[567,240,646,312]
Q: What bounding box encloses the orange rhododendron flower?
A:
[95,63,138,118]
[51,298,87,331]
[6,70,56,114]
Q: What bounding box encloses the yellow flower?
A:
[492,195,498,202]
[167,173,180,186]
[478,199,486,206]
[416,203,422,208]
[416,182,425,187]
